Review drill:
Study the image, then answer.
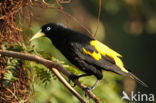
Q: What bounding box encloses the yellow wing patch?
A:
[83,40,128,73]
[82,48,102,60]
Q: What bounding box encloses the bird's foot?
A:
[83,87,93,92]
[68,74,79,87]
[83,87,93,97]
[68,74,90,87]
[83,80,99,95]
[69,74,79,81]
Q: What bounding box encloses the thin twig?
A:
[94,0,101,37]
[5,88,20,103]
[40,0,92,36]
[63,11,93,36]
[55,0,70,28]
[59,0,71,4]
[0,50,100,103]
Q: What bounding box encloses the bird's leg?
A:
[84,80,100,91]
[69,74,89,81]
[68,74,89,87]
[90,79,99,90]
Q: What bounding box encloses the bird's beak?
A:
[30,30,45,41]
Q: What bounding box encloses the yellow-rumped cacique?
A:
[30,23,148,90]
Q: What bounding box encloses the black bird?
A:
[30,23,148,90]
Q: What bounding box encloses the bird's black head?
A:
[41,23,59,38]
[30,23,63,41]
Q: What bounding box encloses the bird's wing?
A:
[67,40,128,73]
[89,40,128,73]
[67,39,148,87]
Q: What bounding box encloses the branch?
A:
[0,50,85,103]
[0,50,100,103]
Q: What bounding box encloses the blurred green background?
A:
[23,0,156,103]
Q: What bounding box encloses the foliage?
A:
[1,0,156,103]
[3,58,19,85]
[1,38,126,103]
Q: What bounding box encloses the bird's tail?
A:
[128,72,148,87]
[107,65,148,87]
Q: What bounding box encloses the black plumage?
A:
[30,23,148,89]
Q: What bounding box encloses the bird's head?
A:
[30,23,60,41]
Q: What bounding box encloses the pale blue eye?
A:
[47,27,51,31]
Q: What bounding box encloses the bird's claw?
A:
[83,87,92,92]
[83,87,93,97]
[69,74,79,81]
[68,74,79,87]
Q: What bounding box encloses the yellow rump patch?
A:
[87,40,128,73]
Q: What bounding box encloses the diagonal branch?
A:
[51,68,86,103]
[0,50,100,103]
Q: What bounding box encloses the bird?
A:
[30,22,148,90]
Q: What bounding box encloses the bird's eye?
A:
[47,27,51,31]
